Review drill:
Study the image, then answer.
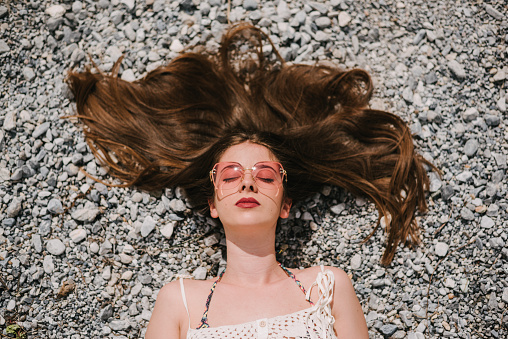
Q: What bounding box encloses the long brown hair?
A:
[66,23,435,265]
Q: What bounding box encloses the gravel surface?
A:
[1,0,507,338]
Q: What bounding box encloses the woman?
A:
[67,23,432,337]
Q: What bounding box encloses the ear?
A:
[208,198,219,218]
[279,198,292,219]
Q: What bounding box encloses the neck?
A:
[220,224,285,286]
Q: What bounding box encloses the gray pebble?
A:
[47,198,64,214]
[485,4,503,20]
[485,114,500,127]
[331,203,345,215]
[464,139,479,157]
[0,39,9,53]
[72,208,100,222]
[43,255,55,273]
[32,234,42,253]
[243,0,258,10]
[32,122,51,139]
[480,216,494,228]
[460,207,475,221]
[351,254,362,270]
[46,239,66,255]
[435,242,449,257]
[69,228,87,243]
[315,17,331,29]
[109,319,129,331]
[193,266,208,280]
[141,216,156,237]
[456,171,472,182]
[379,324,398,337]
[6,198,22,217]
[448,60,466,81]
[0,6,8,19]
[3,110,16,131]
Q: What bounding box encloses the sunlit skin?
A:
[145,142,369,339]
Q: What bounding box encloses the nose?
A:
[239,170,258,193]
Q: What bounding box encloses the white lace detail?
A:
[305,266,336,339]
[182,267,337,339]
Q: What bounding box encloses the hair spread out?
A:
[66,23,435,265]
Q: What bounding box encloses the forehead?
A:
[218,142,277,166]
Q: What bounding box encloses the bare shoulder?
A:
[294,265,349,283]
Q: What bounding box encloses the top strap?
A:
[306,266,336,339]
[196,268,226,329]
[278,262,314,305]
[179,278,191,330]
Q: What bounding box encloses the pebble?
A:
[464,139,479,156]
[23,67,36,81]
[379,324,398,337]
[338,11,351,27]
[160,223,174,239]
[141,216,156,237]
[47,198,64,214]
[43,255,55,274]
[243,0,258,10]
[485,4,503,20]
[170,39,184,53]
[109,319,129,331]
[435,242,449,257]
[448,60,466,81]
[32,122,51,139]
[71,208,100,222]
[70,228,87,243]
[32,234,42,253]
[351,254,362,270]
[193,267,208,280]
[480,216,495,228]
[6,197,22,217]
[3,111,16,131]
[0,39,9,53]
[45,5,66,17]
[47,239,66,255]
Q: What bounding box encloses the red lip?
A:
[235,197,260,208]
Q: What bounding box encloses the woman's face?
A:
[208,142,292,229]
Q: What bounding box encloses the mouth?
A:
[235,197,260,208]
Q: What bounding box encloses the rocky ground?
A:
[0,0,507,338]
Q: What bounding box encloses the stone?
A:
[338,11,351,27]
[169,199,186,212]
[243,0,258,10]
[379,324,398,337]
[6,300,16,311]
[22,67,36,81]
[193,266,208,280]
[32,234,42,253]
[141,216,156,237]
[45,5,66,17]
[71,208,100,222]
[43,255,54,273]
[170,39,184,53]
[109,319,129,331]
[351,254,362,270]
[456,171,472,182]
[100,305,113,321]
[425,71,438,85]
[121,270,134,280]
[435,242,449,257]
[120,0,135,11]
[160,223,174,239]
[460,207,475,221]
[0,6,8,19]
[464,139,479,157]
[90,242,100,253]
[0,39,9,53]
[47,198,64,214]
[121,69,136,82]
[315,17,331,29]
[33,122,51,138]
[204,233,220,246]
[119,253,133,264]
[480,216,494,228]
[3,111,16,131]
[402,87,414,103]
[485,114,500,127]
[502,287,508,303]
[485,4,503,20]
[330,203,345,215]
[277,1,290,20]
[413,29,426,45]
[462,107,478,122]
[70,228,87,243]
[448,60,466,81]
[6,198,22,217]
[47,239,66,255]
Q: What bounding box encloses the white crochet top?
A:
[179,265,337,339]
